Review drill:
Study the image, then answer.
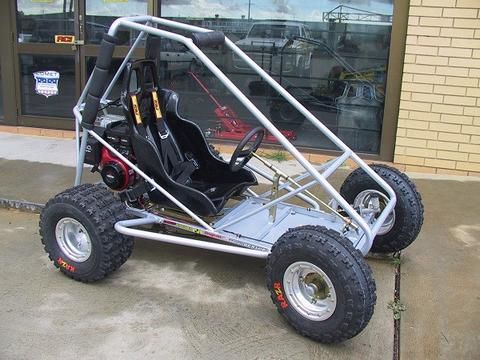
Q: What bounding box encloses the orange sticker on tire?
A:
[57,257,76,273]
[273,282,289,309]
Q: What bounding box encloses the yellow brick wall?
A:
[395,0,480,176]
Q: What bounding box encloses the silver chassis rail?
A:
[73,15,397,256]
[115,208,270,259]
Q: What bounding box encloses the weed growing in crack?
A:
[388,299,406,320]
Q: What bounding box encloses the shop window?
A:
[85,0,149,44]
[16,0,75,43]
[19,54,76,118]
[159,1,393,154]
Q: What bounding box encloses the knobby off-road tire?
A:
[266,226,376,343]
[340,164,424,253]
[39,183,134,282]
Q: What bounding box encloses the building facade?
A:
[397,0,480,176]
[0,1,479,175]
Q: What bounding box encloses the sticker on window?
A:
[33,71,60,98]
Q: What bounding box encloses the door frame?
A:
[0,1,18,125]
[378,0,409,161]
[11,0,82,130]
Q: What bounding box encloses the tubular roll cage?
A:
[73,15,396,257]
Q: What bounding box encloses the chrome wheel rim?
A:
[55,217,92,262]
[354,189,395,235]
[283,261,337,321]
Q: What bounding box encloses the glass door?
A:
[14,0,154,129]
[81,0,153,102]
[15,0,81,128]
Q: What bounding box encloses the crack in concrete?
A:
[393,252,401,360]
[0,198,44,213]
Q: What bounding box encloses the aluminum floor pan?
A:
[214,197,353,247]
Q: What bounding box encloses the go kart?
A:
[39,16,423,344]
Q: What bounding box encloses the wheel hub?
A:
[354,189,395,235]
[283,261,337,321]
[304,283,317,298]
[55,217,92,262]
[304,272,329,300]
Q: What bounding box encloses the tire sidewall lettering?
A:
[273,281,289,309]
[43,203,99,276]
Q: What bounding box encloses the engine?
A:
[84,121,137,191]
[99,147,135,190]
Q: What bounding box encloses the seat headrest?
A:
[122,60,159,98]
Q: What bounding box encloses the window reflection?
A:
[85,0,148,44]
[16,0,74,43]
[248,23,301,38]
[160,0,393,154]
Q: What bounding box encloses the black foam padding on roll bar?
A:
[82,94,101,130]
[191,31,225,48]
[95,37,117,69]
[88,68,109,97]
[81,33,119,129]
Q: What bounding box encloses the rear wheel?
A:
[39,184,134,282]
[340,164,424,253]
[266,225,376,343]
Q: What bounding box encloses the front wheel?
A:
[266,226,376,343]
[39,184,134,282]
[340,164,424,253]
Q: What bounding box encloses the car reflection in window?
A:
[159,39,198,79]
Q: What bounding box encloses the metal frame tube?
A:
[115,216,269,259]
[245,188,259,197]
[101,28,150,103]
[74,129,89,186]
[259,157,337,197]
[71,16,400,253]
[322,151,351,179]
[246,163,320,210]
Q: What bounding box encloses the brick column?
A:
[395,0,480,176]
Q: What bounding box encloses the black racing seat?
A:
[135,91,197,186]
[123,60,257,216]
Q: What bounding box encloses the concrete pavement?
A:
[0,209,395,360]
[0,132,479,359]
[0,133,396,359]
